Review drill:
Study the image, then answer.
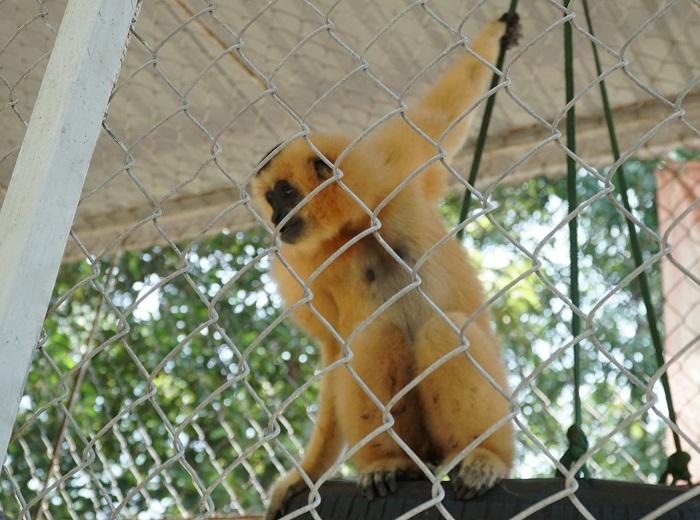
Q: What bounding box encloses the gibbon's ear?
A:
[311,157,333,180]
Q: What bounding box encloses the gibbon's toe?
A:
[358,467,426,500]
[264,475,307,520]
[450,449,508,500]
[498,12,522,49]
[359,470,397,500]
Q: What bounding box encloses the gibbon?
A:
[252,13,520,520]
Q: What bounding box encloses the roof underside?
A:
[1,0,699,262]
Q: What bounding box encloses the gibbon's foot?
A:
[498,12,522,50]
[359,467,426,500]
[264,474,308,520]
[449,448,509,500]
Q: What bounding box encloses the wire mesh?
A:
[1,0,700,519]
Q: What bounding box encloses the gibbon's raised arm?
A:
[367,13,520,205]
[409,13,520,158]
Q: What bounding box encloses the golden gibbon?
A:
[252,12,520,520]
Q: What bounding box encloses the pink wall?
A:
[657,161,700,481]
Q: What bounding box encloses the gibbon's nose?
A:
[271,207,286,227]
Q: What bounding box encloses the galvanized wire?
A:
[1,1,699,519]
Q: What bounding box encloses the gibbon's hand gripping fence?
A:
[1,1,700,519]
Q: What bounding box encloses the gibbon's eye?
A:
[312,158,332,180]
[264,180,298,208]
[280,182,295,199]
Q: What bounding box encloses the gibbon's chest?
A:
[311,233,434,342]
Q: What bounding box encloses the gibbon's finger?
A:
[358,472,377,500]
[450,469,490,500]
[264,477,307,520]
[449,451,505,501]
[395,468,427,481]
[263,496,287,520]
[263,504,282,520]
[499,11,522,49]
[372,471,392,499]
[384,470,399,496]
[359,469,399,500]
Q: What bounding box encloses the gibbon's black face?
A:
[264,179,304,243]
[254,142,335,245]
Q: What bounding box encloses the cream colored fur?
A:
[252,14,520,519]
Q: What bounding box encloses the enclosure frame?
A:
[0,0,140,465]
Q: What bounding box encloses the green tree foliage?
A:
[2,158,680,518]
[4,229,319,518]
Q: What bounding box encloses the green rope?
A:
[556,425,590,479]
[557,0,590,479]
[661,451,692,486]
[581,0,692,485]
[457,0,519,239]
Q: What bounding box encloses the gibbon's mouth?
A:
[279,216,304,244]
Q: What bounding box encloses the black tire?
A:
[284,478,700,519]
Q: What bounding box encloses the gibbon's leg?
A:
[414,312,514,499]
[265,367,343,520]
[333,322,427,500]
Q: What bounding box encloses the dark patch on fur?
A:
[389,375,397,392]
[448,435,458,450]
[354,234,428,343]
[392,246,406,261]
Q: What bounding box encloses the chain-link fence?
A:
[1,0,700,519]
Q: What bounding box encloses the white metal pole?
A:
[0,0,141,465]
